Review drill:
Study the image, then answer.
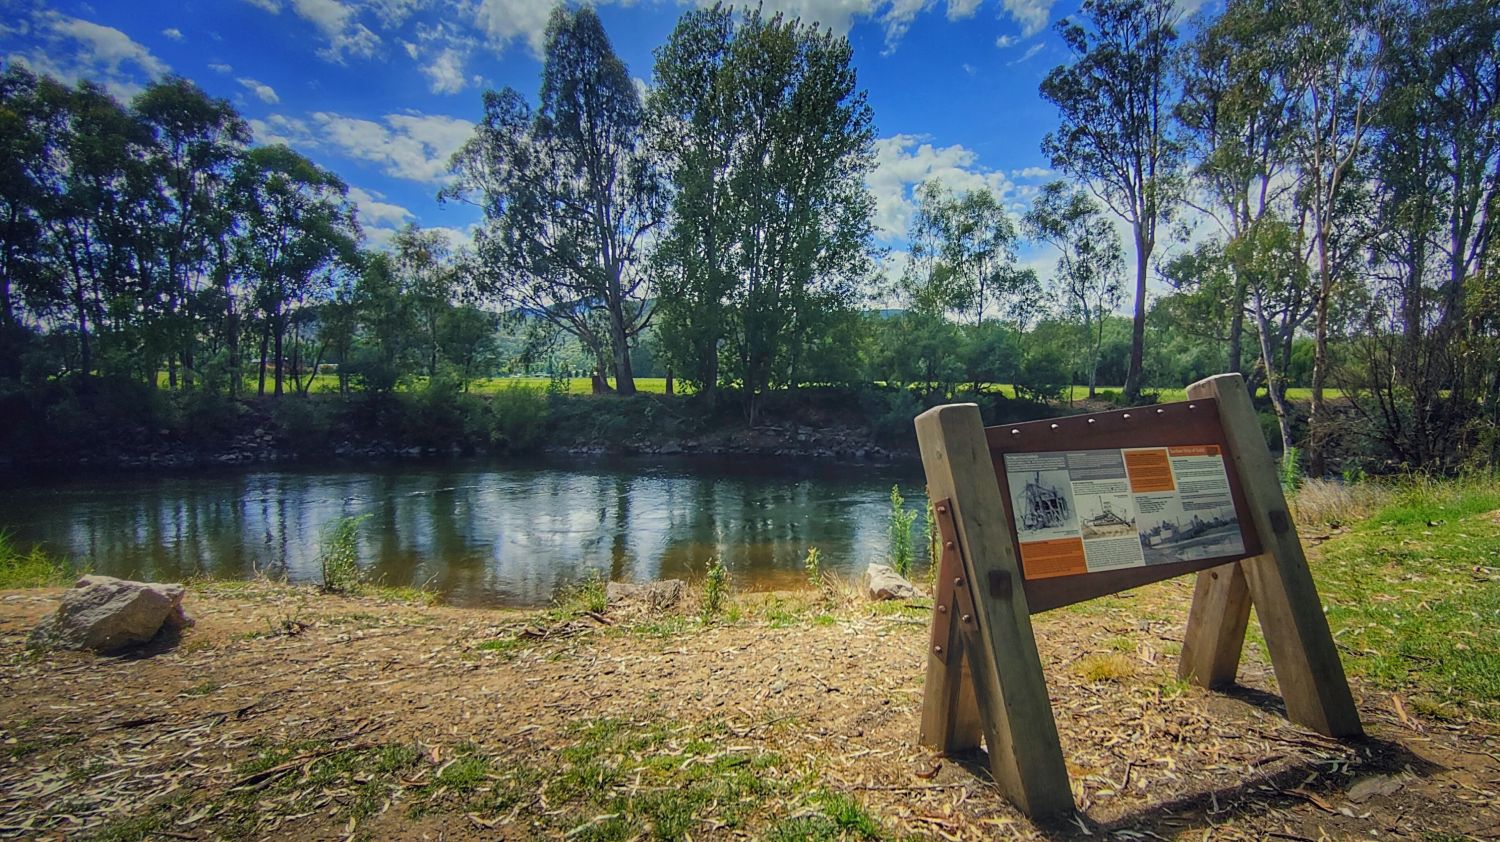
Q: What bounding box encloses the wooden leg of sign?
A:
[1178,560,1252,688]
[915,404,1074,821]
[1187,374,1364,739]
[919,626,982,753]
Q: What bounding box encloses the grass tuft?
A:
[1074,653,1136,683]
[0,532,73,589]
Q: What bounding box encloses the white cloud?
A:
[162,27,183,40]
[868,134,1019,241]
[241,0,381,62]
[995,33,1018,48]
[946,0,982,19]
[1001,0,1055,37]
[4,11,169,100]
[253,110,474,183]
[1007,41,1045,65]
[474,0,555,57]
[209,62,233,73]
[421,46,467,94]
[237,77,280,103]
[1011,166,1054,180]
[348,185,413,227]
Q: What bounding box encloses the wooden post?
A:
[1178,560,1251,688]
[1181,374,1363,738]
[915,404,1074,820]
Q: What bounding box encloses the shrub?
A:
[803,547,821,587]
[1280,445,1304,492]
[489,384,549,452]
[701,556,728,618]
[318,515,369,594]
[888,485,917,578]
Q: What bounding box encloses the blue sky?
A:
[2,0,1122,271]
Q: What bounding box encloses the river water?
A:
[0,457,933,606]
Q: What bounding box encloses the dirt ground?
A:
[1,576,1497,841]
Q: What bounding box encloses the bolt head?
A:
[933,645,943,654]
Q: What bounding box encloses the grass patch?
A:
[1074,653,1137,683]
[1311,476,1500,720]
[0,532,73,589]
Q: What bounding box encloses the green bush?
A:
[701,556,728,619]
[489,384,549,452]
[888,485,917,578]
[318,515,369,594]
[272,397,337,454]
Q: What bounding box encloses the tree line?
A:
[1,0,1496,472]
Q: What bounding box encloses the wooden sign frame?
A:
[914,373,1362,821]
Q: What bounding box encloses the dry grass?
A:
[1290,478,1394,528]
[1072,652,1137,683]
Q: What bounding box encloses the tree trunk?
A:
[1253,298,1295,455]
[665,366,674,396]
[257,320,269,397]
[273,313,284,398]
[1124,230,1149,402]
[1227,279,1246,375]
[608,301,636,396]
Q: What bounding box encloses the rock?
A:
[865,563,918,601]
[606,580,686,612]
[1347,775,1404,803]
[32,575,193,653]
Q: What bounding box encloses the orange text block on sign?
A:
[1018,538,1087,580]
[1124,448,1175,493]
[1167,445,1221,458]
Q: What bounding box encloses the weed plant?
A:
[887,485,917,578]
[318,515,370,594]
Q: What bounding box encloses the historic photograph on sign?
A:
[1128,445,1246,565]
[1004,454,1079,542]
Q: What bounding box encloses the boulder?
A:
[865,563,919,601]
[606,579,685,612]
[32,575,193,653]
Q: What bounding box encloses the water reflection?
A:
[0,457,932,607]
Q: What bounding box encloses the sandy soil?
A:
[1,577,1496,841]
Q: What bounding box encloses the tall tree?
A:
[648,4,876,422]
[446,6,663,395]
[1175,0,1302,382]
[1282,0,1383,473]
[1041,0,1183,402]
[0,65,51,375]
[904,180,1029,328]
[230,144,359,397]
[133,77,249,390]
[1025,181,1124,398]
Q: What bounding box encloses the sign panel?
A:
[1001,445,1246,581]
[986,399,1262,613]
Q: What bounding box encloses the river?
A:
[0,457,933,607]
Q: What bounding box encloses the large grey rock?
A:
[865,563,919,601]
[32,575,193,653]
[606,579,685,612]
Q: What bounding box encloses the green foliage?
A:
[1279,445,1303,492]
[887,485,917,578]
[0,532,71,589]
[488,384,549,452]
[318,515,369,595]
[555,570,609,616]
[701,556,728,619]
[803,546,822,588]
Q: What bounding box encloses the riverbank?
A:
[0,384,1066,471]
[2,478,1498,840]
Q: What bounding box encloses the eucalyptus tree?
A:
[1352,0,1500,468]
[904,180,1030,329]
[35,79,156,382]
[133,77,249,389]
[390,224,457,379]
[230,144,360,397]
[1024,181,1124,398]
[446,6,664,395]
[648,4,876,422]
[1280,0,1384,472]
[0,65,51,374]
[1175,0,1302,380]
[1040,0,1184,403]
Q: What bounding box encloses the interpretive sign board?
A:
[913,373,1362,822]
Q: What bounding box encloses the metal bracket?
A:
[929,497,979,664]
